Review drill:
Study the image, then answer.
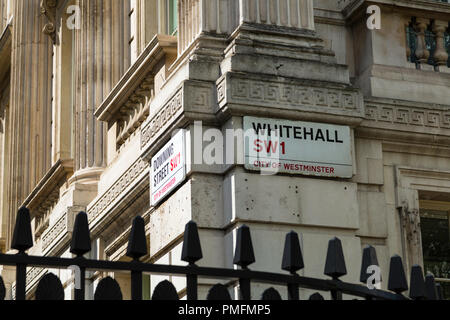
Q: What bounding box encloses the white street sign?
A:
[244,117,353,178]
[151,130,186,206]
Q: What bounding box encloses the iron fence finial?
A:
[233,225,255,269]
[387,255,408,294]
[70,212,91,257]
[425,273,438,300]
[324,237,347,279]
[126,216,148,261]
[181,221,203,264]
[282,231,304,274]
[409,264,426,300]
[11,207,33,253]
[360,245,380,284]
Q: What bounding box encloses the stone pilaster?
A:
[71,0,129,184]
[177,0,315,57]
[5,0,53,249]
[238,0,315,30]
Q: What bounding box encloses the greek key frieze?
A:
[365,103,450,129]
[87,158,148,224]
[141,89,183,149]
[222,77,361,114]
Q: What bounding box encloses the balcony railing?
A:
[406,17,450,70]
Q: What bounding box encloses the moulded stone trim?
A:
[141,87,183,150]
[140,80,216,152]
[87,158,148,225]
[364,103,450,130]
[217,73,364,118]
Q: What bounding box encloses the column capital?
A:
[40,0,58,44]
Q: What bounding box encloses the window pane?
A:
[420,209,450,299]
[169,0,178,35]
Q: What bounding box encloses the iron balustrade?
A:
[0,208,445,300]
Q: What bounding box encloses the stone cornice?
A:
[0,24,11,81]
[21,159,74,218]
[215,72,365,126]
[342,0,450,24]
[95,34,177,123]
[87,157,149,234]
[342,0,450,23]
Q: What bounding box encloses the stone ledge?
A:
[361,97,450,137]
[342,0,450,20]
[217,72,365,125]
[21,159,74,220]
[87,157,149,235]
[95,34,177,123]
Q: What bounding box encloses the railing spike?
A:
[261,288,282,300]
[233,225,255,268]
[70,212,91,257]
[360,245,380,284]
[181,221,203,264]
[126,216,148,261]
[94,277,123,300]
[11,207,33,253]
[409,265,426,300]
[207,284,232,300]
[282,231,304,274]
[324,237,347,279]
[425,273,438,300]
[387,255,408,294]
[309,292,325,300]
[35,273,65,300]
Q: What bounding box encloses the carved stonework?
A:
[88,158,148,224]
[40,0,58,44]
[140,88,184,149]
[116,77,153,147]
[400,201,421,247]
[217,73,364,119]
[365,101,450,130]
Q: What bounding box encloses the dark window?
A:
[420,209,450,299]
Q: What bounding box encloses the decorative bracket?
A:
[40,0,58,44]
[400,200,421,247]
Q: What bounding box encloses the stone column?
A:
[238,0,315,30]
[177,0,316,56]
[71,0,129,184]
[5,0,53,248]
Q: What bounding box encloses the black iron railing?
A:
[0,208,445,300]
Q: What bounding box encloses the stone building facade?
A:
[0,0,449,299]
